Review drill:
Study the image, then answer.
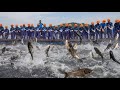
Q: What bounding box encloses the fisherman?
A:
[3,26,9,39]
[59,23,64,40]
[38,20,43,29]
[84,23,89,40]
[113,20,118,38]
[100,20,107,39]
[74,24,79,39]
[42,24,47,39]
[69,24,74,40]
[0,24,4,39]
[29,24,33,39]
[113,19,119,38]
[106,19,113,39]
[26,24,31,39]
[46,24,52,40]
[89,22,95,40]
[95,20,101,40]
[19,24,23,39]
[15,24,20,39]
[68,24,72,40]
[10,24,15,39]
[65,23,70,40]
[30,24,35,40]
[17,25,22,39]
[79,24,84,39]
[63,23,68,40]
[35,24,40,39]
[53,26,57,40]
[22,24,27,39]
[117,20,120,38]
[54,25,59,39]
[49,25,55,40]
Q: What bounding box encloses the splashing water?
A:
[0,41,120,78]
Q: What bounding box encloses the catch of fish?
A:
[0,33,120,78]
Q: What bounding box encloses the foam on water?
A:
[0,41,120,78]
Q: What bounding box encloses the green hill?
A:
[51,22,88,28]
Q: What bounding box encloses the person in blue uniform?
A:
[29,24,35,40]
[74,24,79,39]
[15,24,20,39]
[64,24,70,40]
[95,21,101,40]
[42,24,47,39]
[26,24,31,39]
[39,20,43,29]
[52,26,57,40]
[62,24,67,40]
[29,24,32,39]
[84,23,89,40]
[100,20,107,39]
[45,24,49,40]
[54,25,59,39]
[22,24,27,39]
[79,24,84,39]
[3,26,9,39]
[118,20,120,38]
[10,24,16,39]
[69,24,74,40]
[59,24,64,40]
[19,24,23,39]
[113,19,119,38]
[47,24,53,40]
[35,24,40,39]
[106,19,113,39]
[68,24,73,40]
[89,22,95,40]
[0,24,4,39]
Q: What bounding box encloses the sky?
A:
[0,12,120,28]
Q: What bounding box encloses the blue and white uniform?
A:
[89,25,95,40]
[106,21,113,38]
[74,27,79,39]
[100,23,107,39]
[4,28,9,39]
[95,23,101,40]
[0,26,4,39]
[10,26,15,39]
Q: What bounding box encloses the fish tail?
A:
[30,52,33,60]
[64,72,68,78]
[46,53,49,57]
[102,56,104,60]
[114,60,120,65]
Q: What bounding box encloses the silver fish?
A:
[59,68,92,78]
[109,50,120,65]
[65,40,82,62]
[94,47,104,60]
[45,45,50,57]
[27,41,33,60]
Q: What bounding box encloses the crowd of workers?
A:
[0,19,120,40]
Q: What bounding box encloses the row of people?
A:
[0,19,120,40]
